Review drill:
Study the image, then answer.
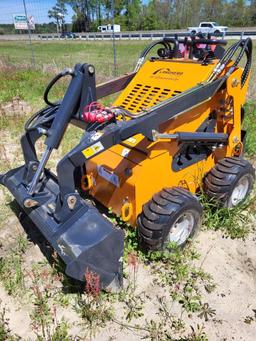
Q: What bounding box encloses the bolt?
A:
[231,78,239,87]
[23,198,38,208]
[32,164,38,171]
[88,65,95,75]
[67,195,77,210]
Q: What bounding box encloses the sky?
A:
[0,0,75,24]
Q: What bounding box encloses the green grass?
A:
[0,39,256,104]
[0,235,28,296]
[202,195,255,239]
[0,40,145,70]
[0,40,147,104]
[243,101,256,156]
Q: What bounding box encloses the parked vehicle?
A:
[60,32,77,39]
[188,22,228,36]
[98,24,121,33]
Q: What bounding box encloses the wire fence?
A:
[0,0,123,76]
[0,1,255,77]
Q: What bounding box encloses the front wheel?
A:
[204,157,255,208]
[137,187,203,251]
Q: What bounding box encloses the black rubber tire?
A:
[204,157,255,207]
[137,187,203,251]
[191,30,196,35]
[214,30,221,36]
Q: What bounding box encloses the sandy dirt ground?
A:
[0,101,256,340]
[0,199,255,340]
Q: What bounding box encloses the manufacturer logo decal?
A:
[151,67,183,79]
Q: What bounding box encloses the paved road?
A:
[0,29,256,41]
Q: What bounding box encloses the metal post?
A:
[22,0,35,67]
[112,0,117,77]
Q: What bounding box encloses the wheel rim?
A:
[230,175,250,206]
[168,211,195,245]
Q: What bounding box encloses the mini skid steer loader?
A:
[1,36,255,289]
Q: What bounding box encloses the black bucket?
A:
[1,165,124,290]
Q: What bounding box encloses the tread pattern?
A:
[137,187,202,251]
[204,157,255,204]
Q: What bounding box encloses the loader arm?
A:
[58,76,227,203]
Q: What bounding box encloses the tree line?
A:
[1,0,256,35]
[49,0,256,32]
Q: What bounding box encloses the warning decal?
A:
[82,142,104,159]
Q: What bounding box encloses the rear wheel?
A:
[137,187,203,251]
[204,157,255,207]
[214,30,221,36]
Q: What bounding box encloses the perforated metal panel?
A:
[119,84,181,112]
[114,59,217,115]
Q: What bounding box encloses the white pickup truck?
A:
[188,22,228,36]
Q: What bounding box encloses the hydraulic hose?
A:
[43,68,74,106]
[207,38,252,85]
[134,40,171,72]
[233,38,252,86]
[25,68,75,131]
[222,38,252,87]
[24,105,59,132]
[134,37,227,72]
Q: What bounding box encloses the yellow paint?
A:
[84,57,250,226]
[81,174,93,191]
[121,201,133,222]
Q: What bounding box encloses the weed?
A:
[123,226,215,320]
[124,226,139,259]
[143,318,207,341]
[144,319,173,341]
[85,269,101,297]
[127,252,139,290]
[28,266,73,340]
[0,189,14,224]
[0,235,28,296]
[49,319,71,341]
[0,253,24,296]
[16,234,29,253]
[183,324,208,341]
[0,302,20,340]
[197,303,216,322]
[202,194,255,239]
[148,243,215,314]
[30,279,52,338]
[124,293,145,322]
[157,296,185,333]
[118,285,145,322]
[33,313,72,341]
[53,291,72,308]
[76,293,114,338]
